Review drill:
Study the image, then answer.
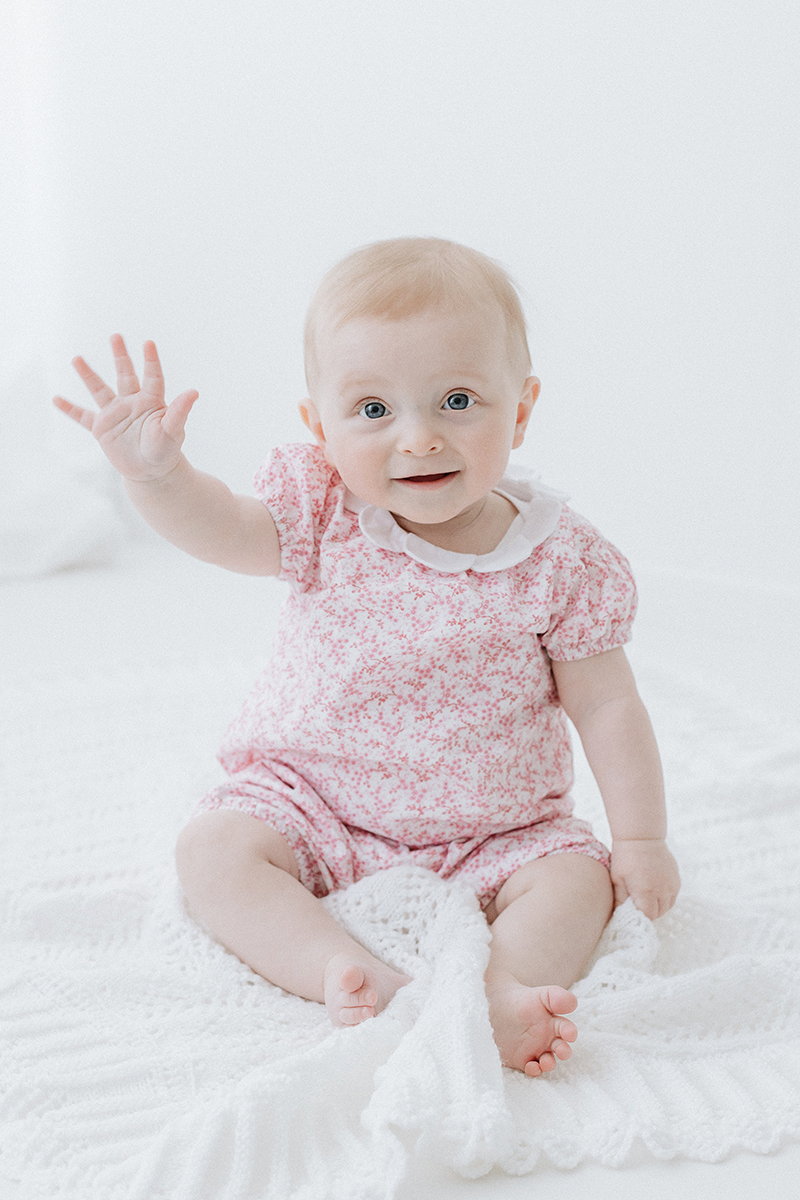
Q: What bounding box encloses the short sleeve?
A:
[253,443,343,591]
[539,511,637,662]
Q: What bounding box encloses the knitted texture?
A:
[1,643,799,1199]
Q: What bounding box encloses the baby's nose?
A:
[396,414,443,456]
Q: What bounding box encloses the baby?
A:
[55,237,680,1077]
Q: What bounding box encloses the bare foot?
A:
[322,952,411,1027]
[485,971,578,1076]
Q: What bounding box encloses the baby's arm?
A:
[54,336,280,575]
[551,647,681,919]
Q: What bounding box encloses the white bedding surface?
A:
[1,540,798,1199]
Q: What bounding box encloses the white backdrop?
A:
[2,0,798,592]
[2,9,800,1197]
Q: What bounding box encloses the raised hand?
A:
[53,334,198,482]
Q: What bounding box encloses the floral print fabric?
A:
[200,443,637,902]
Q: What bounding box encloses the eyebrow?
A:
[338,368,493,390]
[339,376,390,390]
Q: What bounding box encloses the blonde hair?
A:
[304,237,531,387]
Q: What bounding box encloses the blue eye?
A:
[361,401,387,419]
[445,392,473,410]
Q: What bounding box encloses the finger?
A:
[72,356,116,408]
[161,389,199,440]
[110,333,141,397]
[631,893,659,920]
[53,395,94,430]
[140,339,165,401]
[654,891,678,919]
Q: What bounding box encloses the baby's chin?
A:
[392,498,493,535]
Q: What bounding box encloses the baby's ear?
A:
[299,399,326,449]
[512,377,540,448]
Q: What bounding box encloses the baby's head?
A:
[300,237,539,536]
[304,237,532,392]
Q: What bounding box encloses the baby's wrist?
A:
[123,455,187,487]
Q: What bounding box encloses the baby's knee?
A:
[175,809,299,897]
[495,851,613,921]
[554,851,614,909]
[583,853,614,914]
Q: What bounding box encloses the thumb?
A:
[162,389,199,440]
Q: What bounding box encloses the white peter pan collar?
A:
[343,463,567,574]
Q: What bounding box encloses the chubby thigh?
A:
[195,763,609,910]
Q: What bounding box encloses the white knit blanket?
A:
[1,648,799,1200]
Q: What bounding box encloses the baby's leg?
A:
[176,809,410,1026]
[483,853,613,1076]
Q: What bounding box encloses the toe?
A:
[538,1052,556,1073]
[342,986,377,1008]
[553,1038,572,1061]
[545,986,578,1016]
[338,964,367,993]
[339,1004,374,1026]
[556,1017,578,1043]
[524,1059,543,1078]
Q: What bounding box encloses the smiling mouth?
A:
[396,471,457,484]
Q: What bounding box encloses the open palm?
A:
[53,334,198,482]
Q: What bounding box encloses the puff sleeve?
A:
[539,510,637,662]
[253,443,343,591]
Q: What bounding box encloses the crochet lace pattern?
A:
[1,652,799,1199]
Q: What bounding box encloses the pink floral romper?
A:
[198,443,637,908]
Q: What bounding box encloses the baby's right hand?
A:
[53,334,198,482]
